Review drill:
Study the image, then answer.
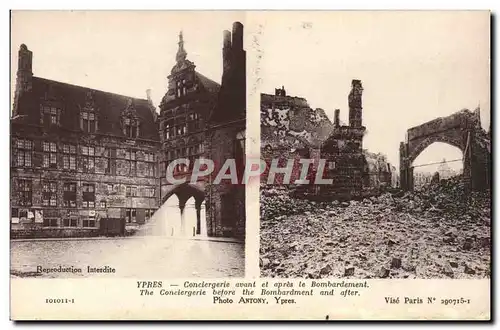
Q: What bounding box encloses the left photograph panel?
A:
[10,11,246,278]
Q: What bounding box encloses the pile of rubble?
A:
[261,186,330,221]
[260,176,491,279]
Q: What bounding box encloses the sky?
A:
[11,11,245,106]
[255,11,490,171]
[11,11,490,172]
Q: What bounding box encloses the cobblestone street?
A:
[11,237,244,278]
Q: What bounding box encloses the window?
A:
[144,152,155,162]
[125,208,137,223]
[83,218,96,227]
[144,163,155,177]
[143,187,155,198]
[142,152,155,177]
[19,209,28,219]
[63,182,77,208]
[125,150,137,176]
[41,105,60,126]
[176,81,181,98]
[126,186,137,197]
[42,181,57,207]
[187,113,200,132]
[62,144,77,170]
[82,146,95,173]
[82,183,95,208]
[43,217,59,227]
[145,209,156,221]
[18,179,32,206]
[63,218,78,227]
[42,142,57,169]
[175,124,187,136]
[176,79,187,98]
[164,119,174,140]
[81,111,97,133]
[124,118,138,138]
[107,184,114,194]
[100,200,107,208]
[16,139,32,167]
[103,147,115,174]
[328,161,336,170]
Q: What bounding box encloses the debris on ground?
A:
[260,175,491,279]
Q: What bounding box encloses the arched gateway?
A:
[161,182,206,236]
[399,108,490,192]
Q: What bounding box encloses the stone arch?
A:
[161,182,205,206]
[159,182,206,237]
[400,108,489,192]
[407,134,465,166]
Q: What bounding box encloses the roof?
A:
[14,77,159,141]
[195,72,220,94]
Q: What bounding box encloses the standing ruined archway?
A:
[400,109,489,192]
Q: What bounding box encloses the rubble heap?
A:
[260,175,491,279]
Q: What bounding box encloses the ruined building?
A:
[320,80,366,199]
[10,21,246,240]
[260,80,370,200]
[363,151,395,189]
[260,86,333,184]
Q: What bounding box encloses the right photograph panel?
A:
[258,12,491,279]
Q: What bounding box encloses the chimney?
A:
[222,30,232,76]
[17,44,33,92]
[232,22,243,51]
[334,109,340,127]
[13,44,33,117]
[348,79,363,127]
[275,86,286,97]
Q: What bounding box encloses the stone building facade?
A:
[11,21,246,240]
[156,22,246,239]
[11,45,160,238]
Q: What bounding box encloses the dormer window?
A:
[41,105,61,126]
[81,111,97,133]
[124,118,139,138]
[121,99,140,139]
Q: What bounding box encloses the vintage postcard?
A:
[9,10,491,320]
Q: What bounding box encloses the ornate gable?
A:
[79,90,99,133]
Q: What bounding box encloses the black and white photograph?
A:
[10,11,246,279]
[259,12,491,279]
